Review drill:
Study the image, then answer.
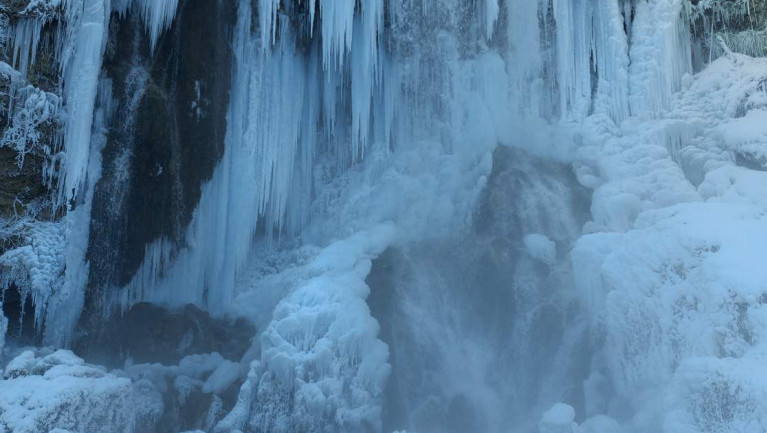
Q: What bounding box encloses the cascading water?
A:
[367,147,593,433]
[3,0,767,432]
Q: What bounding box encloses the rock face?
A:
[69,302,254,433]
[0,2,59,222]
[86,0,236,297]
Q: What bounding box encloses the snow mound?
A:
[217,226,394,433]
[0,349,133,433]
[523,233,556,265]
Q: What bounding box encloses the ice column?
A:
[57,0,110,207]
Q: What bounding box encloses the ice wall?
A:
[548,0,692,122]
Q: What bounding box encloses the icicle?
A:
[246,17,308,232]
[320,0,355,70]
[350,0,383,159]
[259,0,280,49]
[551,0,631,123]
[56,0,110,208]
[321,58,341,142]
[506,0,543,117]
[309,0,317,36]
[485,0,500,40]
[554,0,593,120]
[285,42,321,235]
[133,0,179,52]
[592,0,630,123]
[628,0,692,118]
[119,1,321,309]
[37,0,113,343]
[0,222,66,337]
[106,0,178,51]
[9,18,45,77]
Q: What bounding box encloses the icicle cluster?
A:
[553,0,633,122]
[111,0,180,52]
[629,0,692,118]
[9,18,45,77]
[120,0,392,311]
[132,0,179,51]
[551,0,695,122]
[505,0,545,117]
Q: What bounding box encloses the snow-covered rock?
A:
[572,51,767,433]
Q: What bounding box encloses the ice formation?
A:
[2,0,767,432]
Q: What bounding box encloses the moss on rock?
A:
[0,140,47,218]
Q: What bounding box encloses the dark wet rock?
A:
[72,302,253,431]
[1,1,61,89]
[734,149,767,172]
[87,0,236,297]
[475,146,591,244]
[152,378,241,433]
[0,10,59,221]
[0,72,11,121]
[1,281,40,346]
[74,303,254,368]
[1,0,60,29]
[23,40,59,92]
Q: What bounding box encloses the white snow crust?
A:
[0,349,133,433]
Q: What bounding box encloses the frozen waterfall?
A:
[2,0,767,432]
